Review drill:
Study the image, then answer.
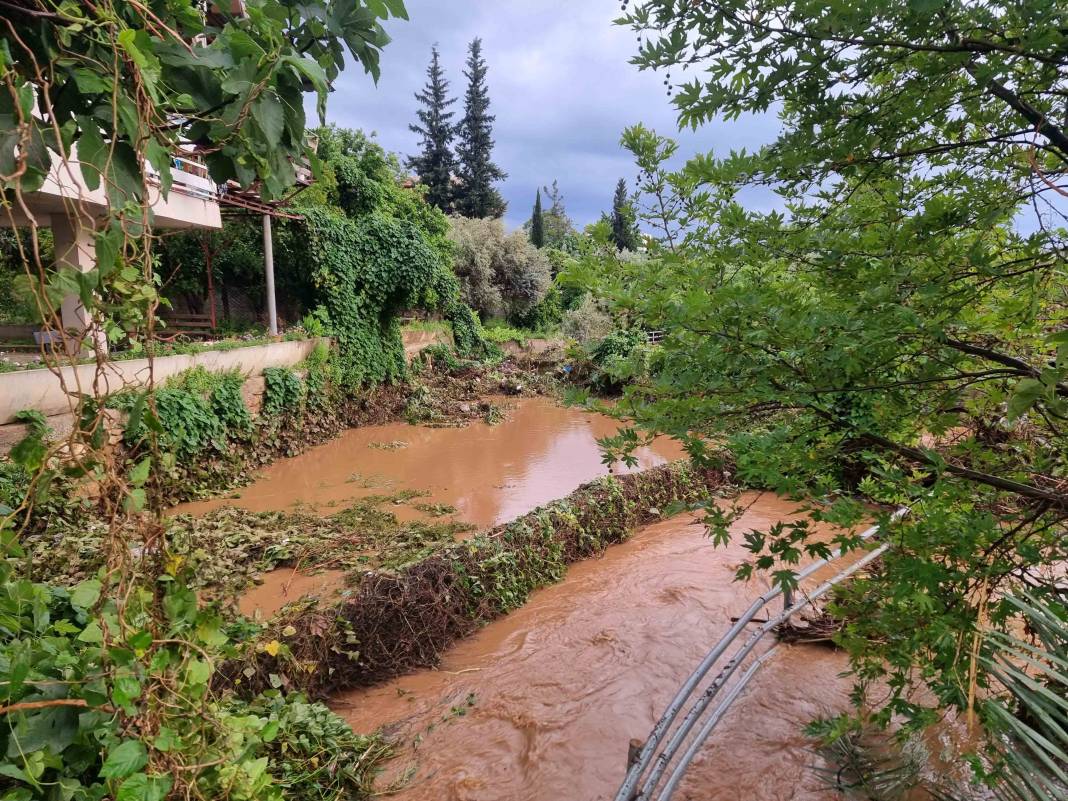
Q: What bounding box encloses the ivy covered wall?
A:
[159,126,492,377]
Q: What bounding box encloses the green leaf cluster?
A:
[579,0,1068,766]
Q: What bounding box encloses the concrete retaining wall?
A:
[0,338,329,426]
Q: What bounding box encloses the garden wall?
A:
[0,338,329,453]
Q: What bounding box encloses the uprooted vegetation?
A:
[217,460,735,699]
[23,492,476,605]
[14,347,567,597]
[22,458,734,702]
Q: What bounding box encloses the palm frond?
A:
[980,591,1068,801]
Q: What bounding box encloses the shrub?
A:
[0,565,389,801]
[561,294,612,343]
[448,216,551,323]
[588,328,648,393]
[262,367,306,417]
[510,284,563,333]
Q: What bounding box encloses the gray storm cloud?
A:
[323,0,779,230]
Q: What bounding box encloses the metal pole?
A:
[262,213,278,336]
[203,231,216,332]
[651,543,892,801]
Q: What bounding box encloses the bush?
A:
[561,294,612,343]
[262,367,306,417]
[234,692,391,801]
[510,284,563,333]
[448,216,551,323]
[0,460,29,514]
[0,565,389,801]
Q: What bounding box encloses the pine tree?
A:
[610,177,639,251]
[530,189,545,248]
[407,45,457,212]
[455,38,507,219]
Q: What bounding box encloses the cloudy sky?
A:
[323,0,778,230]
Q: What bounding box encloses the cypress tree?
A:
[530,189,545,248]
[455,38,507,218]
[610,177,639,251]
[407,45,457,212]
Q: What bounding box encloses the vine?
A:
[262,367,305,418]
[0,2,407,798]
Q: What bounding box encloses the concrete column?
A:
[52,215,107,356]
[262,213,278,336]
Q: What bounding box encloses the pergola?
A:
[213,174,311,337]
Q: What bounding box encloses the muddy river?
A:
[334,497,860,801]
[182,397,942,796]
[176,397,683,527]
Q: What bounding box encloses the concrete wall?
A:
[0,337,330,426]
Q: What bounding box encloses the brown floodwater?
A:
[175,397,684,527]
[334,495,865,801]
[182,397,683,619]
[237,568,347,619]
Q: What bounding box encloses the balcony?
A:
[14,146,223,232]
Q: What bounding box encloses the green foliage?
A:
[210,374,254,433]
[610,178,640,252]
[155,387,227,458]
[0,565,389,801]
[2,3,409,798]
[0,460,29,516]
[541,181,578,252]
[262,367,305,417]
[301,340,340,406]
[566,0,1068,771]
[0,230,45,324]
[971,592,1068,801]
[448,216,552,323]
[299,307,331,338]
[116,369,254,460]
[296,208,432,386]
[481,323,531,347]
[158,219,270,326]
[407,46,458,212]
[560,293,612,344]
[236,693,392,801]
[414,343,463,374]
[510,285,563,333]
[530,189,545,248]
[1,0,403,201]
[586,328,649,393]
[454,38,507,219]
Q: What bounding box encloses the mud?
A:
[333,495,863,801]
[238,568,348,620]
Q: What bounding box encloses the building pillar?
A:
[262,213,278,336]
[52,215,107,356]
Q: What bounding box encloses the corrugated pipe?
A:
[615,507,909,801]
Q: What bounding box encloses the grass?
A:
[399,319,451,335]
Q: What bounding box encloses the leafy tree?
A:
[577,0,1068,768]
[407,45,458,212]
[448,216,551,322]
[454,38,507,219]
[530,189,546,248]
[543,179,578,250]
[610,178,639,252]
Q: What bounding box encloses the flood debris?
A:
[219,460,736,699]
[24,491,476,606]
